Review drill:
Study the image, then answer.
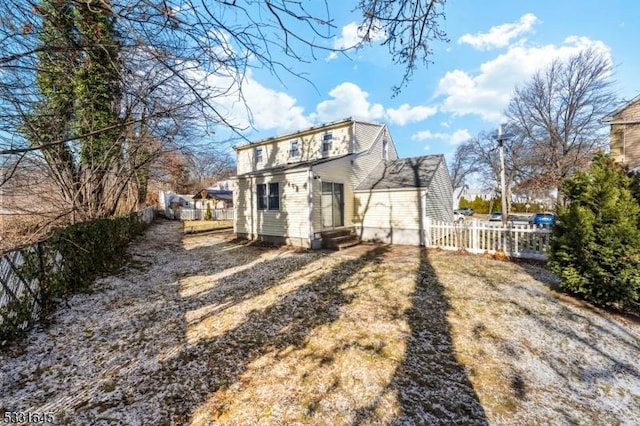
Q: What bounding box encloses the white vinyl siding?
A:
[353,121,384,152]
[235,171,311,242]
[235,121,353,175]
[350,127,398,188]
[312,156,355,231]
[424,160,454,223]
[353,189,427,231]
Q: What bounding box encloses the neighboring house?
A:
[602,94,640,171]
[159,191,195,210]
[233,117,453,248]
[193,189,233,209]
[208,179,233,191]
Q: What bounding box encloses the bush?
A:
[548,153,640,312]
[3,211,151,341]
[204,203,212,220]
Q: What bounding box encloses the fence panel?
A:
[0,246,42,335]
[1,207,155,339]
[424,218,550,260]
[175,208,234,221]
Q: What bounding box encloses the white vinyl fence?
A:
[425,218,552,261]
[165,207,234,221]
[1,207,155,338]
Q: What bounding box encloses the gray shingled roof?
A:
[355,155,444,191]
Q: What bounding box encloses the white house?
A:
[233,118,453,248]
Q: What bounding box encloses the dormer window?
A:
[322,133,333,153]
[290,140,299,157]
[255,147,263,164]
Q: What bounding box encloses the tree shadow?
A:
[151,244,392,423]
[353,247,487,425]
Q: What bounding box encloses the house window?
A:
[290,140,299,157]
[322,133,333,153]
[256,182,280,211]
[268,182,280,210]
[257,183,267,210]
[382,139,389,161]
[255,147,263,164]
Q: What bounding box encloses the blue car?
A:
[529,213,555,226]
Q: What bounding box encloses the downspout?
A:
[308,167,319,249]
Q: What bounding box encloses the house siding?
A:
[236,121,353,175]
[609,99,640,169]
[353,121,384,152]
[350,127,399,189]
[353,189,427,245]
[424,160,454,223]
[311,156,356,232]
[234,170,312,246]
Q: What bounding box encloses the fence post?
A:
[424,216,431,247]
[471,219,478,253]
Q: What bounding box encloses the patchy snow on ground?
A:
[1,220,639,425]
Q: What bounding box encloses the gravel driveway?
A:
[1,219,639,425]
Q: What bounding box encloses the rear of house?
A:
[233,118,453,248]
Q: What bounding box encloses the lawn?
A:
[1,220,638,424]
[182,219,233,234]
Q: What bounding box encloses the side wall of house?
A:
[350,126,399,189]
[353,189,427,245]
[234,170,312,247]
[610,100,640,169]
[235,122,352,175]
[424,159,454,223]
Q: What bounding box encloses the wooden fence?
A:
[165,207,234,221]
[0,207,155,339]
[425,218,552,261]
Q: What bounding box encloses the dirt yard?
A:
[1,219,638,425]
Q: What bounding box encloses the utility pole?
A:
[496,125,509,226]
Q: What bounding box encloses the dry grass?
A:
[182,220,233,234]
[1,221,638,425]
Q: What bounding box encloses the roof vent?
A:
[389,161,405,174]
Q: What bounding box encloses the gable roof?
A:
[193,189,233,201]
[602,94,640,122]
[356,155,445,191]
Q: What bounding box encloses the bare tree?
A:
[1,0,449,245]
[449,139,480,189]
[505,48,616,204]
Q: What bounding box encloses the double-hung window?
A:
[255,147,263,164]
[290,140,299,157]
[256,182,280,211]
[322,133,333,153]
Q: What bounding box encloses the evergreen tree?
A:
[549,153,640,311]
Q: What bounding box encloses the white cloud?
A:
[458,13,540,50]
[387,104,438,126]
[202,69,311,133]
[411,128,471,145]
[313,82,385,122]
[327,22,386,61]
[437,36,612,123]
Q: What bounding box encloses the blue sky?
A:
[211,1,640,163]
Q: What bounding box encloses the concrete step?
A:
[321,228,360,250]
